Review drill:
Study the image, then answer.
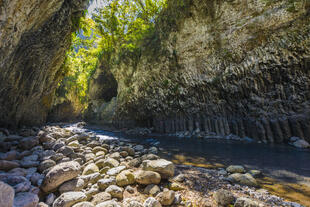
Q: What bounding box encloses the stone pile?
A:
[0,124,305,207]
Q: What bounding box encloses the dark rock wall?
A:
[0,0,88,127]
[106,0,310,143]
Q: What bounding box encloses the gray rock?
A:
[143,197,162,207]
[0,174,31,193]
[0,160,20,171]
[116,170,135,187]
[135,170,161,185]
[72,202,95,207]
[142,159,175,179]
[292,139,310,148]
[53,192,87,207]
[59,178,86,194]
[144,184,160,195]
[41,161,81,193]
[91,192,111,205]
[234,197,263,207]
[39,159,56,172]
[13,192,39,207]
[226,165,246,174]
[123,198,143,207]
[82,163,99,175]
[227,173,259,187]
[0,150,18,160]
[0,181,14,207]
[105,185,123,199]
[107,166,126,176]
[96,200,121,207]
[156,190,175,206]
[80,172,101,184]
[213,189,235,207]
[19,137,39,150]
[46,193,56,206]
[98,178,117,191]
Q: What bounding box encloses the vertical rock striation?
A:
[91,0,310,143]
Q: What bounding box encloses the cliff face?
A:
[0,0,88,127]
[90,0,310,142]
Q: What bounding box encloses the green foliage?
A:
[92,0,167,64]
[57,0,167,112]
[56,17,100,111]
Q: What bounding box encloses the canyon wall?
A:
[0,0,88,127]
[90,0,310,143]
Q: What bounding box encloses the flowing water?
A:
[82,126,310,206]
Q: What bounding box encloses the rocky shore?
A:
[0,124,305,207]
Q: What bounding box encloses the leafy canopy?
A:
[56,0,166,111]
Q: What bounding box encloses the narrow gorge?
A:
[0,0,310,207]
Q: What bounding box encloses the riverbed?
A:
[84,126,310,206]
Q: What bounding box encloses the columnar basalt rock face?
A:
[0,0,88,127]
[100,0,310,143]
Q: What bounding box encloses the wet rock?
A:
[98,178,117,191]
[73,201,95,207]
[249,170,263,178]
[41,161,81,193]
[227,173,258,187]
[0,160,20,171]
[226,165,246,174]
[234,197,262,207]
[116,170,135,186]
[142,159,175,179]
[156,190,175,206]
[13,192,39,207]
[59,178,86,193]
[82,163,99,175]
[143,197,162,207]
[91,192,112,205]
[290,138,310,148]
[133,145,144,151]
[0,181,14,207]
[53,192,87,207]
[213,189,235,207]
[144,184,160,195]
[105,185,124,199]
[96,200,121,207]
[135,170,161,185]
